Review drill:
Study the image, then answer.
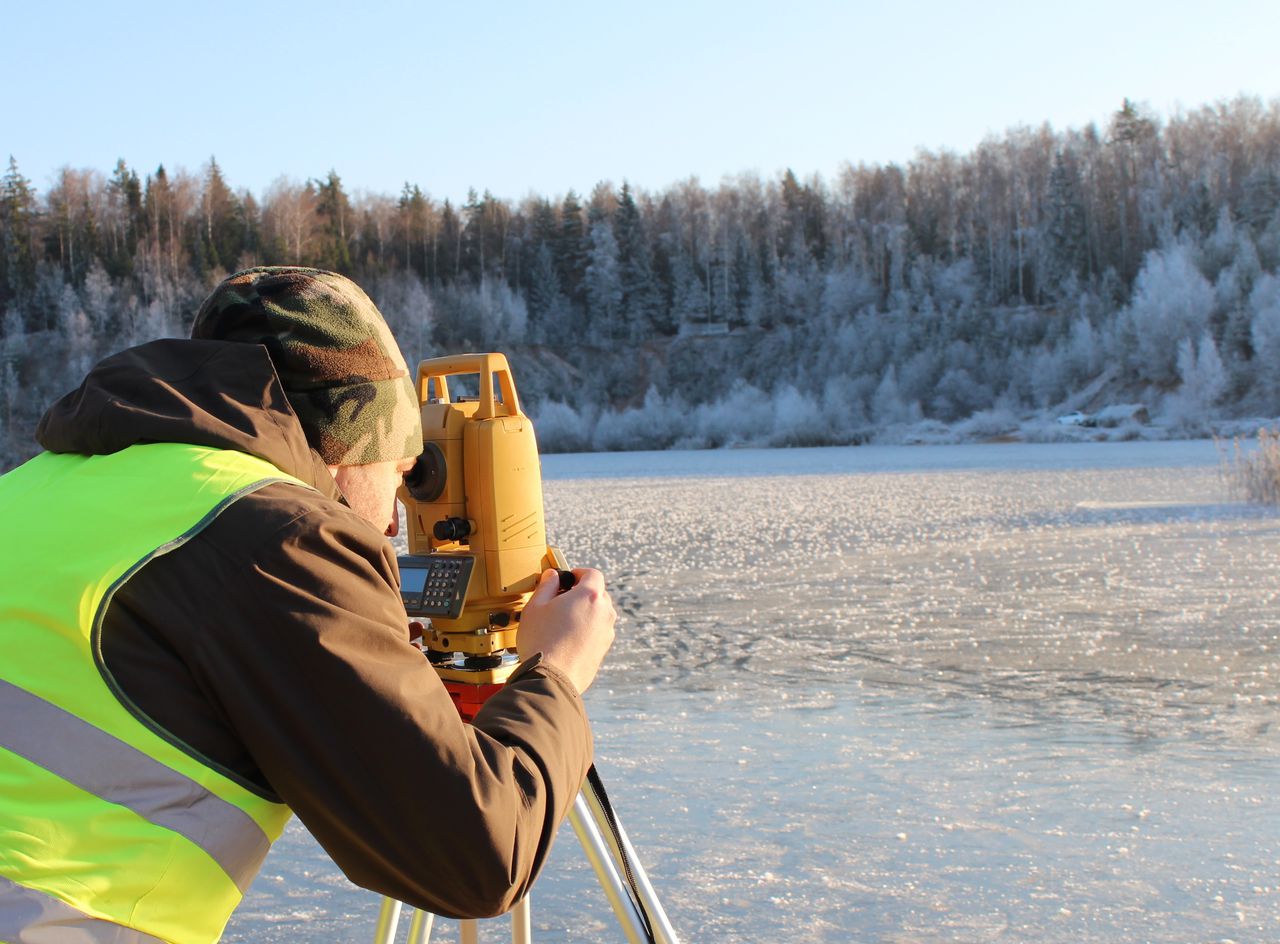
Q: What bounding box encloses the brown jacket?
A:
[35,339,592,919]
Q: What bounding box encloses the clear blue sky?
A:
[4,0,1278,205]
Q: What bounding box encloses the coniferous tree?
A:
[1044,153,1089,298]
[780,168,827,265]
[526,242,567,342]
[614,182,662,337]
[196,157,244,275]
[314,171,353,273]
[143,165,170,257]
[461,188,484,281]
[103,159,143,279]
[0,157,38,309]
[1108,98,1160,283]
[459,189,509,282]
[556,191,588,306]
[439,200,462,282]
[236,190,262,269]
[397,184,434,279]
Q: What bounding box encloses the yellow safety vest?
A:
[0,443,307,944]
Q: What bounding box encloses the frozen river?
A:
[225,440,1280,943]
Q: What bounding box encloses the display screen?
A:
[401,565,429,595]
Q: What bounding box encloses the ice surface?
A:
[224,441,1279,943]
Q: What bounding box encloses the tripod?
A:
[388,358,677,944]
[370,769,680,943]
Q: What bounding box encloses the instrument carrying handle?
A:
[415,353,521,420]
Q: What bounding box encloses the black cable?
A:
[555,567,660,942]
[585,764,657,943]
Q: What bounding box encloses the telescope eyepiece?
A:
[404,443,447,502]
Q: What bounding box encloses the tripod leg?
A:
[510,896,531,944]
[567,794,654,943]
[373,898,403,944]
[580,786,681,944]
[372,791,678,944]
[407,907,435,944]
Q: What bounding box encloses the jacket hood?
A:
[37,339,342,500]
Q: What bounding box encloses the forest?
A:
[2,96,1280,465]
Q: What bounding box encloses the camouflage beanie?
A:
[192,266,422,466]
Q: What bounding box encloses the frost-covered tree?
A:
[1044,152,1090,295]
[584,221,622,341]
[526,242,570,343]
[591,386,685,451]
[484,277,528,347]
[371,271,433,361]
[81,260,114,335]
[1029,345,1069,408]
[872,365,913,425]
[1249,272,1280,408]
[1121,243,1215,385]
[769,384,827,446]
[669,251,708,327]
[1177,333,1226,408]
[533,400,595,453]
[1062,315,1104,385]
[687,381,772,448]
[56,281,93,382]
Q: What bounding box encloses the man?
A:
[0,266,615,944]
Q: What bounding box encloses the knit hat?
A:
[192,266,422,466]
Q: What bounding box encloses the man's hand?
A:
[518,568,616,695]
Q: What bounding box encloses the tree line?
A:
[3,95,1280,462]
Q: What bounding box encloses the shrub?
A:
[1221,428,1280,504]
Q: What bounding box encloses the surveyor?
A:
[0,266,616,943]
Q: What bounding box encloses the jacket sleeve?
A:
[184,501,594,919]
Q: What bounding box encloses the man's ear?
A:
[327,465,351,505]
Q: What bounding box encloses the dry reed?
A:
[1220,428,1280,505]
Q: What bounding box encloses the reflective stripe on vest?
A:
[0,444,308,944]
[0,873,167,944]
[0,679,268,891]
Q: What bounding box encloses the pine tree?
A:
[236,190,261,268]
[460,189,508,281]
[461,188,484,280]
[526,242,566,342]
[780,168,827,264]
[1107,98,1159,283]
[439,200,462,281]
[614,182,662,338]
[556,191,588,305]
[1044,153,1089,297]
[104,159,143,279]
[0,157,38,307]
[196,157,244,275]
[314,170,353,273]
[397,184,432,279]
[143,165,189,278]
